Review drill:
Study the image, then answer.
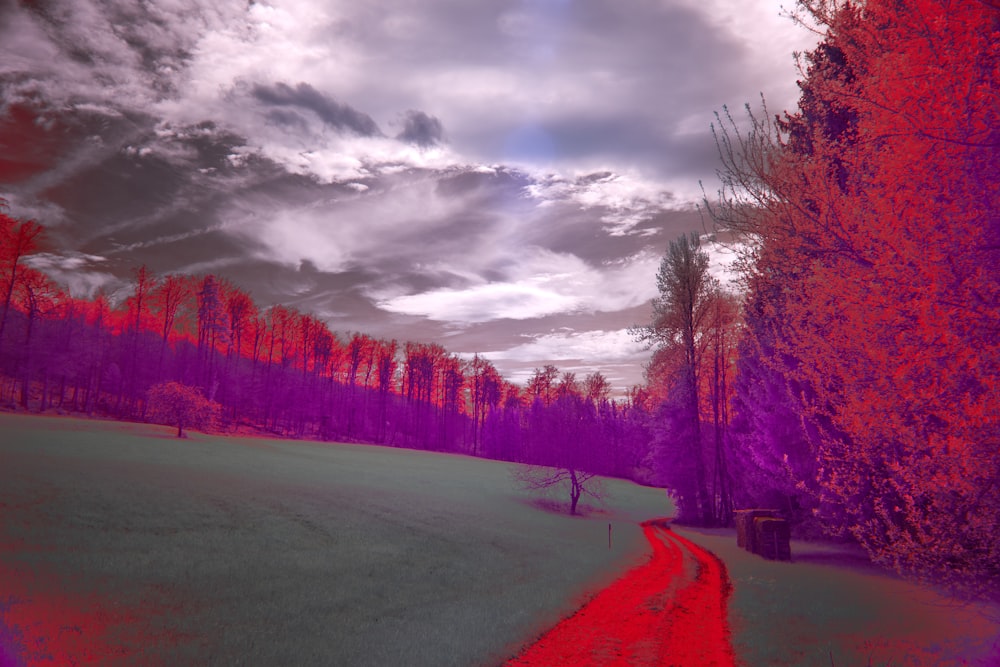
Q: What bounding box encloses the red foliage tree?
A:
[146,381,220,438]
[0,204,45,346]
[714,0,999,591]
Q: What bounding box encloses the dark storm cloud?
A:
[360,0,757,180]
[264,109,309,132]
[396,110,444,147]
[0,0,245,116]
[252,82,382,137]
[536,114,726,183]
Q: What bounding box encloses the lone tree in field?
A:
[146,382,219,438]
[514,370,609,515]
[512,464,605,516]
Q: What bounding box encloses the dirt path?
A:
[505,519,736,666]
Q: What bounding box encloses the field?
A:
[0,413,667,666]
[677,527,1000,666]
[1,413,998,666]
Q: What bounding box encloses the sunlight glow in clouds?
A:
[376,249,660,323]
[485,329,647,363]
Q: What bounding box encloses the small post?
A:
[608,523,612,549]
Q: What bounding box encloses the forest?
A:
[0,227,656,480]
[1,0,996,599]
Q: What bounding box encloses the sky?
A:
[0,0,820,391]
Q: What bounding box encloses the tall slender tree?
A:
[634,233,719,525]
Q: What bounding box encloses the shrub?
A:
[146,382,220,438]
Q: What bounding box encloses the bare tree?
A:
[512,465,606,516]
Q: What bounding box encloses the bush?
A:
[146,382,220,438]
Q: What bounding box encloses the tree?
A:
[13,267,63,409]
[511,464,606,516]
[727,285,819,523]
[150,274,192,379]
[0,205,44,347]
[515,366,611,515]
[146,381,220,438]
[196,275,229,390]
[584,371,611,405]
[526,364,559,406]
[373,338,398,443]
[704,290,739,524]
[467,354,503,455]
[633,233,719,525]
[120,266,157,415]
[708,0,1000,592]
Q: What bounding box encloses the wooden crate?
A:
[734,509,779,551]
[753,516,791,561]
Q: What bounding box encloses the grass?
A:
[4,412,997,666]
[675,526,1000,667]
[0,413,669,666]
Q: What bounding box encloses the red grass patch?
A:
[0,545,193,665]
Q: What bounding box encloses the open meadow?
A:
[2,413,998,666]
[0,413,668,666]
[678,527,1000,666]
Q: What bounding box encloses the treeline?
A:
[692,0,995,595]
[0,214,651,480]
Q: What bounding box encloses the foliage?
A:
[633,233,739,526]
[710,0,1000,594]
[146,382,220,438]
[0,208,650,492]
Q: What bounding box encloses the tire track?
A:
[505,519,735,666]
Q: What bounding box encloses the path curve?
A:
[505,519,736,666]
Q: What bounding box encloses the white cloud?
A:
[700,235,745,290]
[0,196,70,228]
[525,170,682,235]
[24,252,114,299]
[378,282,578,322]
[467,329,651,394]
[226,171,479,273]
[375,247,660,323]
[484,329,647,363]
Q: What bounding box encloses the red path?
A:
[506,519,736,667]
[0,519,735,665]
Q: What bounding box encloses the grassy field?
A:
[0,413,669,666]
[677,527,1000,667]
[2,413,997,666]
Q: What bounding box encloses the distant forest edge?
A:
[0,218,652,486]
[1,0,998,602]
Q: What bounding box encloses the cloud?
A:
[378,281,578,323]
[24,251,115,298]
[460,326,652,394]
[375,246,660,323]
[3,0,820,201]
[525,171,681,236]
[396,110,444,146]
[701,235,745,290]
[484,328,647,363]
[252,82,382,136]
[0,0,819,393]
